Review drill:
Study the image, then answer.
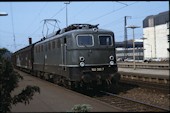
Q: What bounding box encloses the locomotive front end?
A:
[68,27,120,88]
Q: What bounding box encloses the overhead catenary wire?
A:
[0,29,27,36]
[29,24,43,37]
[46,21,60,30]
[100,16,124,27]
[116,1,128,6]
[85,2,138,23]
[101,1,163,29]
[29,1,155,39]
[29,5,65,38]
[23,2,48,34]
[72,2,95,22]
[29,2,141,43]
[50,5,66,19]
[30,2,137,38]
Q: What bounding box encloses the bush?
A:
[71,104,92,112]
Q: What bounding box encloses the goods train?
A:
[12,24,120,90]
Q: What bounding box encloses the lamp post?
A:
[126,25,140,70]
[0,12,8,16]
[64,1,70,27]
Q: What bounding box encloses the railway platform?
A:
[118,68,169,77]
[118,68,169,84]
[118,62,169,70]
[11,70,122,112]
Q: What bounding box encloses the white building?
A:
[143,11,169,60]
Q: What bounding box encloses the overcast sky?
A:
[0,1,169,52]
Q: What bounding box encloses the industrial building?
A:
[115,10,169,61]
[115,41,144,61]
[143,11,169,60]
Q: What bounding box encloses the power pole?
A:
[64,1,70,27]
[13,34,16,50]
[124,16,131,60]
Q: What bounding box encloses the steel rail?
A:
[119,79,169,93]
[100,91,170,112]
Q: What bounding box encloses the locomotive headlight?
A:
[109,55,114,60]
[80,62,85,67]
[110,61,114,65]
[79,56,85,61]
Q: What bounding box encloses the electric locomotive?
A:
[13,24,120,90]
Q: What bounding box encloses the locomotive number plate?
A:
[91,68,104,71]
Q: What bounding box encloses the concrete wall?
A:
[143,27,156,58]
[155,24,169,58]
[143,23,169,59]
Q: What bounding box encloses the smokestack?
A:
[29,37,32,45]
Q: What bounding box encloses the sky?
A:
[0,1,169,53]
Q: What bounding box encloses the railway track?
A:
[119,79,169,93]
[15,69,169,112]
[119,71,169,85]
[74,79,169,112]
[97,91,170,112]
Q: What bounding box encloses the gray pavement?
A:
[11,70,121,112]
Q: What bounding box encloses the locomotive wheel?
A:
[107,83,117,93]
[40,72,45,80]
[32,70,36,76]
[108,80,119,93]
[47,74,53,82]
[34,71,38,77]
[67,81,76,90]
[91,81,101,92]
[53,75,62,85]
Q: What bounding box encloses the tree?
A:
[0,48,40,113]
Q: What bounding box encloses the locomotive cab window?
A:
[99,35,113,46]
[77,35,94,47]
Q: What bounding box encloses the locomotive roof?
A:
[35,28,114,45]
[14,24,114,53]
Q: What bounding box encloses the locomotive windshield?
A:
[99,35,112,46]
[77,35,94,47]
